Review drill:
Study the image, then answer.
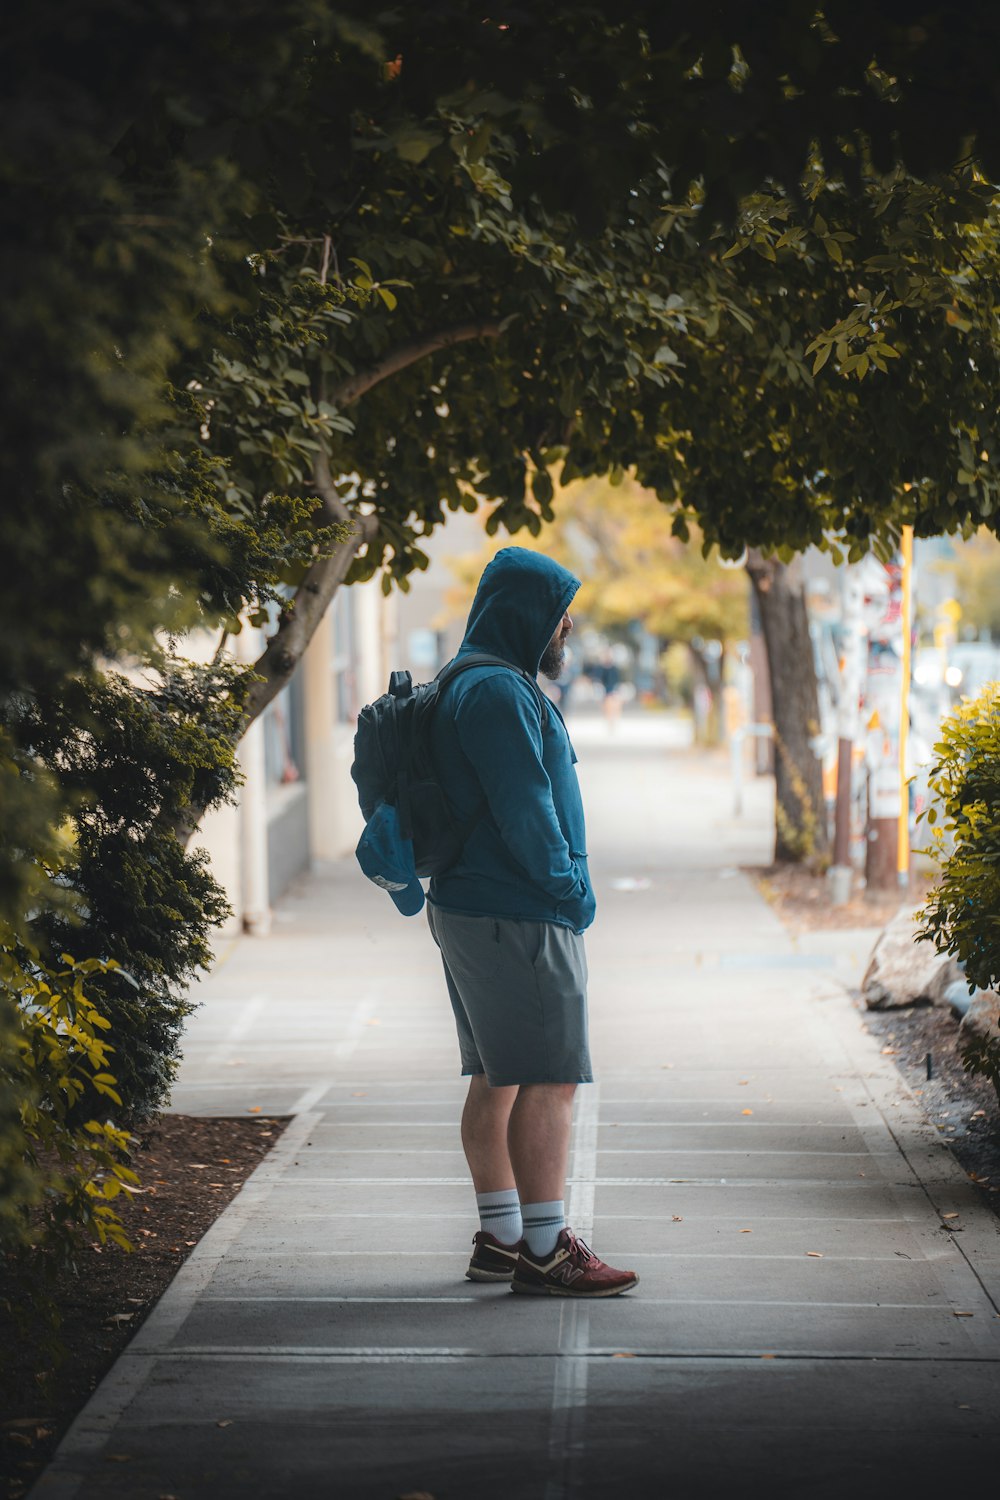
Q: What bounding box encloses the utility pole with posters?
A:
[897,526,914,889]
[863,534,914,891]
[829,568,866,905]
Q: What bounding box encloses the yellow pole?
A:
[898,526,914,884]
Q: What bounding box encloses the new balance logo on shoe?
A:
[551,1261,586,1287]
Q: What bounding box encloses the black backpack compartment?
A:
[351,654,548,880]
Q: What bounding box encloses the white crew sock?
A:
[521,1199,566,1257]
[476,1189,522,1245]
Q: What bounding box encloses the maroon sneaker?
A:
[511,1229,639,1298]
[466,1231,522,1282]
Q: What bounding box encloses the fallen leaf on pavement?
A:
[954,1310,974,1317]
[942,1212,960,1220]
[611,1353,636,1358]
[741,1109,753,1116]
[739,1228,752,1234]
[216,1419,233,1428]
[105,1313,134,1324]
[671,1215,683,1222]
[760,1354,776,1359]
[352,1092,367,1097]
[248,1106,262,1114]
[805,1252,823,1258]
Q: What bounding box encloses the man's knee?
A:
[515,1082,577,1103]
[466,1074,517,1111]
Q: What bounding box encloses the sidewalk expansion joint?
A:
[132,1347,1000,1365]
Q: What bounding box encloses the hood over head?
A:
[459,547,580,674]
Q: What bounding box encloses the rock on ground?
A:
[960,989,1000,1045]
[862,906,964,1010]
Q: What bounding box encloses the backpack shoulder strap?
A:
[435,653,550,726]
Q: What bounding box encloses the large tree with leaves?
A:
[197,162,1000,861]
[8,1,1000,891]
[8,0,1000,1146]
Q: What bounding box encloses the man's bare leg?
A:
[507,1083,638,1294]
[461,1078,577,1199]
[462,1078,576,1260]
[462,1076,524,1261]
[461,1073,518,1192]
[507,1082,576,1204]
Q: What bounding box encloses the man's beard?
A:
[539,635,566,681]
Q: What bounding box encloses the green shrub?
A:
[0,936,138,1263]
[917,683,1000,1102]
[22,660,242,1119]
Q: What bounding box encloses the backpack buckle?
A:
[388,670,413,699]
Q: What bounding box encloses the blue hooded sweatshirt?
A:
[427,547,595,933]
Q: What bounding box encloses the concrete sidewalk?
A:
[35,719,1000,1499]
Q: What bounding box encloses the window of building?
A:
[331,587,358,725]
[263,669,306,787]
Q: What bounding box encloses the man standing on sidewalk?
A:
[426,547,637,1298]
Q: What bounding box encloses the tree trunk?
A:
[746,549,829,865]
[173,461,378,847]
[687,644,721,744]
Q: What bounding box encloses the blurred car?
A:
[912,646,945,692]
[944,641,1000,701]
[910,646,949,741]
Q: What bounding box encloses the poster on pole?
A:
[862,556,905,819]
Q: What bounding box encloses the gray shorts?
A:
[426,904,593,1087]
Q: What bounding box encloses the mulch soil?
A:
[750,862,1000,1218]
[752,860,933,933]
[861,1002,1000,1199]
[0,1113,287,1500]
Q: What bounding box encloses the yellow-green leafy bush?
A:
[918,685,1000,1102]
[0,935,138,1261]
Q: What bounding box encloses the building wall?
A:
[194,574,390,935]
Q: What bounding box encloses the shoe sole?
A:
[510,1275,639,1298]
[466,1265,516,1283]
